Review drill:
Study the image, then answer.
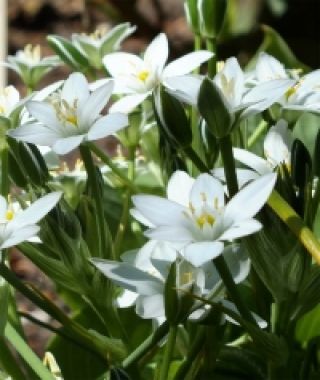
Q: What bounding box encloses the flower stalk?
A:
[159,325,178,380]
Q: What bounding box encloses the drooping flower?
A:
[92,240,250,322]
[165,57,295,120]
[9,72,128,155]
[131,170,276,267]
[102,33,213,113]
[0,192,62,250]
[233,119,293,177]
[0,86,20,119]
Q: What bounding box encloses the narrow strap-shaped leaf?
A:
[5,322,55,380]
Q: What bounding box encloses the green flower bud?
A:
[198,0,227,39]
[198,77,233,139]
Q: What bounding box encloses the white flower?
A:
[72,22,136,69]
[0,192,62,250]
[3,45,61,88]
[103,33,213,113]
[0,86,20,119]
[131,170,276,267]
[9,72,128,155]
[233,119,293,177]
[246,52,291,85]
[165,57,294,120]
[92,240,250,322]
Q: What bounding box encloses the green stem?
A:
[184,146,208,172]
[122,321,169,369]
[214,255,257,325]
[80,144,109,259]
[218,135,239,196]
[1,146,9,196]
[159,325,178,380]
[174,327,206,380]
[268,190,320,264]
[114,146,136,258]
[247,120,268,148]
[206,38,217,78]
[87,142,138,192]
[0,337,27,380]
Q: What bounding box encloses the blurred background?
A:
[4,0,320,357]
[6,0,320,91]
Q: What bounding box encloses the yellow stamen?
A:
[196,213,215,228]
[182,272,193,284]
[138,70,149,82]
[5,210,14,221]
[65,114,78,126]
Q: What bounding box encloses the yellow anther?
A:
[285,86,297,99]
[5,210,14,221]
[138,70,149,82]
[65,114,78,126]
[0,105,5,115]
[214,197,219,209]
[196,213,215,228]
[182,272,193,285]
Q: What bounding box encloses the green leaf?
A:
[47,35,89,71]
[5,323,55,380]
[296,304,320,345]
[0,281,10,336]
[293,266,320,320]
[198,77,233,138]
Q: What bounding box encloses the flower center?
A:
[137,70,149,82]
[51,97,79,128]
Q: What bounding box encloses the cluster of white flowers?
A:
[3,29,320,325]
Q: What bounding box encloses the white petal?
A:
[190,174,225,209]
[62,72,89,107]
[224,173,277,225]
[52,135,85,155]
[87,113,128,141]
[109,93,149,114]
[135,294,164,319]
[214,57,244,109]
[255,53,288,82]
[184,241,224,267]
[27,101,61,131]
[233,148,271,175]
[91,259,163,296]
[264,119,292,167]
[219,218,262,241]
[144,33,168,76]
[0,225,40,249]
[117,289,138,308]
[242,79,295,118]
[8,122,60,146]
[163,51,213,78]
[0,196,7,220]
[145,225,192,242]
[79,80,114,128]
[130,208,155,228]
[132,195,186,226]
[103,52,144,79]
[164,75,201,106]
[11,192,62,228]
[223,244,250,284]
[167,171,194,206]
